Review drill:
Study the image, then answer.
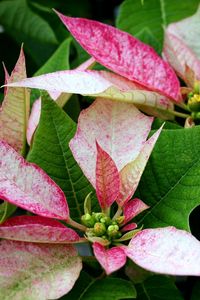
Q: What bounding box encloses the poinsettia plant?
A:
[1,1,200,299]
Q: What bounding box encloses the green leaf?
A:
[0,202,16,224]
[117,0,199,53]
[34,37,72,76]
[0,0,58,65]
[191,280,200,300]
[79,278,136,300]
[136,276,183,300]
[136,125,200,231]
[27,96,95,220]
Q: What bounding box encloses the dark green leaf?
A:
[117,0,199,53]
[191,280,200,300]
[136,276,183,300]
[27,96,95,220]
[35,37,72,76]
[0,202,16,224]
[79,278,136,300]
[0,0,58,65]
[136,125,200,230]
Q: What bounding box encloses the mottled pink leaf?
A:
[164,6,200,82]
[27,98,41,145]
[123,198,149,225]
[121,223,137,232]
[70,98,153,187]
[0,48,30,153]
[126,227,200,276]
[117,126,162,206]
[0,140,69,220]
[56,12,180,100]
[93,242,126,275]
[96,142,120,209]
[0,239,82,299]
[0,215,80,243]
[7,69,173,113]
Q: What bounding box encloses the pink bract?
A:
[70,98,153,187]
[96,142,120,210]
[126,227,200,275]
[56,12,180,101]
[0,140,69,220]
[93,242,126,275]
[123,198,149,224]
[0,215,80,243]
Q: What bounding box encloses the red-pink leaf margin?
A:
[121,223,137,232]
[93,242,126,275]
[126,227,200,276]
[0,240,82,299]
[123,198,149,225]
[56,11,180,101]
[96,142,120,209]
[0,215,80,243]
[27,98,41,145]
[0,140,69,220]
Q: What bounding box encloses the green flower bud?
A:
[107,224,120,239]
[81,213,96,228]
[116,216,125,225]
[93,212,105,222]
[86,228,95,237]
[188,94,200,112]
[100,216,111,226]
[93,222,106,236]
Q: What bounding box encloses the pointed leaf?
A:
[123,199,149,224]
[0,140,69,220]
[27,97,94,221]
[56,12,180,100]
[93,243,126,275]
[117,127,162,206]
[0,215,80,243]
[70,98,153,187]
[126,227,200,275]
[0,240,82,299]
[2,62,10,96]
[79,278,136,300]
[7,69,173,112]
[136,125,200,230]
[0,202,16,224]
[164,5,200,81]
[0,48,30,153]
[96,142,120,209]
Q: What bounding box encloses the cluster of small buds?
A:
[81,212,125,242]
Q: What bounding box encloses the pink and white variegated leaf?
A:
[96,142,120,209]
[0,140,69,220]
[7,69,173,113]
[93,242,126,275]
[0,48,30,153]
[122,198,149,225]
[56,12,180,101]
[117,126,163,207]
[121,223,137,232]
[126,227,200,276]
[70,98,153,187]
[0,215,80,243]
[27,98,41,145]
[0,240,82,299]
[164,6,200,82]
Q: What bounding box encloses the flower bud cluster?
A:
[81,212,123,242]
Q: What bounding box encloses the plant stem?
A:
[176,102,190,112]
[167,109,190,118]
[112,206,122,220]
[67,218,87,232]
